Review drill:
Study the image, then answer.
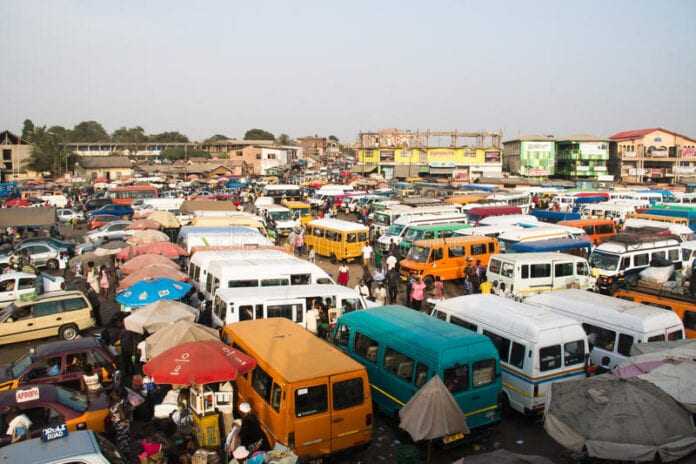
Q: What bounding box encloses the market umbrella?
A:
[144,320,219,359]
[117,242,187,260]
[127,229,170,246]
[121,253,179,274]
[68,252,112,270]
[123,300,199,334]
[118,264,189,291]
[94,240,128,257]
[544,375,696,462]
[399,375,469,462]
[148,210,181,228]
[452,450,555,464]
[116,277,192,309]
[143,340,256,385]
[128,219,161,230]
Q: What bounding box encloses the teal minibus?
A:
[332,306,501,440]
[398,222,470,257]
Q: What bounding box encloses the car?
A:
[56,208,85,223]
[88,215,120,230]
[83,198,112,211]
[0,242,62,270]
[0,337,116,392]
[0,430,124,464]
[85,221,133,243]
[0,384,109,442]
[86,204,134,220]
[0,290,96,345]
[0,272,65,308]
[18,238,76,257]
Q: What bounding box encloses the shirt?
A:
[305,308,319,334]
[83,373,101,392]
[6,414,31,437]
[411,281,426,301]
[362,245,373,259]
[386,255,397,270]
[374,287,387,305]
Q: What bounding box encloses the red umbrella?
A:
[128,219,161,230]
[121,253,179,274]
[143,340,256,385]
[6,198,30,207]
[118,264,189,290]
[117,242,187,260]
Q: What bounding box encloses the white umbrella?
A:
[127,229,170,246]
[144,320,219,360]
[123,300,199,334]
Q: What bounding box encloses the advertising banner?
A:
[579,142,608,156]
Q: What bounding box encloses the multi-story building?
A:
[608,128,696,183]
[204,139,301,176]
[355,129,503,181]
[555,135,611,181]
[0,130,33,181]
[63,141,194,158]
[502,135,555,177]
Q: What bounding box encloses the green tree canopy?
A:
[276,133,291,145]
[21,119,35,142]
[112,126,148,143]
[149,131,189,143]
[27,125,74,175]
[203,134,229,143]
[159,147,210,161]
[70,121,110,142]
[244,128,274,141]
[328,135,339,142]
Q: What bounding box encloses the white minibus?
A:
[623,218,694,242]
[431,294,588,414]
[488,192,532,214]
[478,214,539,227]
[371,205,460,236]
[497,226,585,252]
[178,226,272,253]
[580,203,637,223]
[526,289,685,370]
[262,184,302,201]
[455,224,523,239]
[188,249,287,292]
[376,212,469,253]
[487,253,594,299]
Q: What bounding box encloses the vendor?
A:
[238,402,270,453]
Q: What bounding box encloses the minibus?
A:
[527,289,684,370]
[580,203,637,223]
[455,224,523,240]
[188,248,285,291]
[608,190,664,204]
[262,184,303,201]
[487,252,594,299]
[371,205,459,237]
[430,295,588,414]
[671,192,696,205]
[487,192,532,214]
[223,319,372,459]
[558,219,617,245]
[262,205,298,236]
[377,213,469,254]
[177,226,272,253]
[613,286,696,339]
[628,212,689,226]
[530,209,581,224]
[398,223,470,257]
[283,201,313,225]
[589,234,682,293]
[478,214,538,227]
[333,306,501,438]
[623,218,694,242]
[507,237,592,257]
[304,219,369,262]
[446,194,490,206]
[212,284,368,328]
[466,206,522,224]
[497,226,585,252]
[643,206,696,231]
[400,236,499,284]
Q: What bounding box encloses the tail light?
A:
[288,432,295,448]
[76,422,87,430]
[366,413,372,426]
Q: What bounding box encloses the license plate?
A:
[443,432,465,444]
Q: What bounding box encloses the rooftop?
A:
[503,135,555,143]
[77,156,132,169]
[609,127,696,142]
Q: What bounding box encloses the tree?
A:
[21,119,35,142]
[276,133,291,145]
[328,135,339,142]
[159,147,210,162]
[27,125,73,175]
[203,134,229,143]
[112,126,148,143]
[149,131,189,143]
[70,121,110,142]
[244,128,274,141]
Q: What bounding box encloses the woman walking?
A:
[410,276,426,311]
[99,266,110,299]
[337,261,350,286]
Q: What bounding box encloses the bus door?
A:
[329,371,370,452]
[292,380,332,456]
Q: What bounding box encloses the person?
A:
[405,274,414,307]
[361,265,373,297]
[388,238,398,257]
[337,262,350,286]
[305,300,320,334]
[385,252,398,272]
[355,279,370,300]
[463,273,473,295]
[308,246,316,264]
[81,364,102,393]
[475,259,487,283]
[373,283,387,305]
[237,402,270,452]
[361,242,373,267]
[5,407,31,443]
[99,266,109,299]
[108,389,134,462]
[410,276,426,311]
[433,276,445,300]
[86,262,99,294]
[386,268,399,304]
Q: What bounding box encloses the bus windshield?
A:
[387,224,405,236]
[374,212,391,226]
[408,246,430,263]
[403,228,422,242]
[270,211,292,221]
[589,251,620,271]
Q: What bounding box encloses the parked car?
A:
[86,204,134,220]
[85,221,133,243]
[0,290,96,345]
[88,215,120,230]
[18,238,76,257]
[0,337,116,392]
[56,208,85,223]
[0,272,65,308]
[0,242,62,270]
[0,430,123,464]
[83,198,112,211]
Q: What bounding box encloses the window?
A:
[358,232,368,242]
[354,332,379,362]
[668,330,683,341]
[255,304,264,319]
[228,279,259,288]
[470,244,486,255]
[433,310,447,321]
[334,324,350,346]
[449,246,465,257]
[648,334,665,342]
[539,345,562,371]
[414,363,429,387]
[576,261,588,275]
[617,333,634,356]
[489,259,501,274]
[313,228,324,238]
[62,297,88,312]
[252,366,273,403]
[325,230,339,241]
[483,330,510,363]
[32,300,62,317]
[295,385,327,417]
[509,342,525,369]
[450,316,477,332]
[633,253,649,267]
[488,242,496,253]
[583,323,616,351]
[683,311,696,330]
[333,378,364,410]
[563,340,585,366]
[270,383,282,412]
[17,278,34,290]
[443,365,468,393]
[346,233,357,243]
[255,154,261,160]
[472,359,495,387]
[530,264,551,278]
[620,257,630,270]
[384,348,415,381]
[651,251,666,262]
[266,304,294,320]
[501,262,514,278]
[554,262,574,277]
[596,224,614,234]
[261,278,288,287]
[669,249,680,262]
[432,248,443,261]
[682,249,692,262]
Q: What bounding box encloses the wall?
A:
[76,166,133,180]
[0,142,32,179]
[358,147,501,166]
[520,141,555,176]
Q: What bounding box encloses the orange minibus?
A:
[558,219,617,245]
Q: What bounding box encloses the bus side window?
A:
[509,342,525,369]
[450,316,477,332]
[620,257,630,270]
[432,248,443,261]
[271,383,282,412]
[239,306,253,321]
[483,329,510,363]
[521,265,529,279]
[414,363,429,387]
[354,332,379,363]
[433,310,447,321]
[576,261,588,276]
[255,305,264,320]
[617,333,634,357]
[668,249,680,262]
[684,311,696,331]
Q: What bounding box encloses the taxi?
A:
[0,430,123,463]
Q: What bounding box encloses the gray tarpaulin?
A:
[452,449,555,464]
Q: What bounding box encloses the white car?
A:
[0,271,65,308]
[56,208,85,223]
[86,221,134,242]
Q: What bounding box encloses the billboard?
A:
[579,142,608,156]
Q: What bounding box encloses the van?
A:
[623,218,694,242]
[0,430,122,464]
[580,203,636,223]
[399,236,499,284]
[446,194,490,206]
[558,219,617,245]
[456,224,524,240]
[628,212,689,226]
[466,206,522,224]
[0,272,65,308]
[177,226,272,253]
[332,306,501,438]
[188,249,286,292]
[284,201,313,225]
[589,234,682,293]
[497,226,585,252]
[212,284,368,328]
[478,214,539,227]
[371,205,460,237]
[398,223,469,257]
[223,319,372,459]
[431,295,588,414]
[376,213,469,254]
[507,237,593,258]
[305,219,369,262]
[189,215,267,234]
[487,253,594,299]
[263,205,298,236]
[0,291,95,345]
[527,289,685,370]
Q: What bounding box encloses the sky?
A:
[1,0,695,143]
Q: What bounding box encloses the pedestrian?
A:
[304,299,320,334]
[405,274,414,307]
[475,259,486,283]
[308,246,316,263]
[355,279,370,300]
[361,242,373,268]
[337,261,350,286]
[99,266,109,299]
[374,283,387,306]
[410,276,426,311]
[87,262,99,294]
[386,251,398,272]
[433,276,445,300]
[108,389,134,463]
[295,230,304,256]
[388,238,398,257]
[237,402,270,453]
[386,268,399,304]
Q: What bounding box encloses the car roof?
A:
[0,271,37,280]
[0,430,100,462]
[35,336,101,358]
[13,290,86,308]
[0,384,58,404]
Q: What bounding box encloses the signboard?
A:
[452,169,470,183]
[41,424,68,442]
[646,146,669,157]
[682,148,696,158]
[525,142,553,152]
[579,142,608,155]
[16,387,40,403]
[675,166,696,174]
[484,151,501,163]
[527,168,549,176]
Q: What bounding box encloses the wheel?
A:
[59,324,79,341]
[46,259,58,271]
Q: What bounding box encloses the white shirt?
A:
[356,284,370,298]
[374,287,387,305]
[305,308,319,334]
[386,255,398,270]
[362,245,373,259]
[6,414,31,437]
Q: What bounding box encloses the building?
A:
[297,136,340,164]
[608,128,696,184]
[137,159,247,179]
[502,135,556,177]
[355,129,503,181]
[203,139,301,175]
[74,156,133,181]
[0,130,34,181]
[555,135,611,181]
[63,142,195,158]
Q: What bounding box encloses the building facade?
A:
[608,128,696,183]
[0,130,34,181]
[502,136,556,177]
[555,136,611,180]
[204,139,301,175]
[74,156,133,181]
[355,129,503,181]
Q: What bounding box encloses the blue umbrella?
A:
[116,278,192,308]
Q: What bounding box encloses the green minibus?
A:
[399,222,470,257]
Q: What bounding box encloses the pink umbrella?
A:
[121,253,179,274]
[128,219,161,230]
[118,264,189,290]
[117,242,187,260]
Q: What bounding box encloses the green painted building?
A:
[555,135,610,180]
[502,136,556,177]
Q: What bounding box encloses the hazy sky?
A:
[1,0,695,142]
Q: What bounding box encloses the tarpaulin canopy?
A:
[117,242,187,260]
[126,229,170,246]
[116,278,191,308]
[147,211,181,228]
[121,254,179,274]
[128,219,161,230]
[123,300,199,334]
[145,320,219,360]
[0,207,56,227]
[118,264,189,291]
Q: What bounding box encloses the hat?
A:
[233,446,250,459]
[239,402,251,414]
